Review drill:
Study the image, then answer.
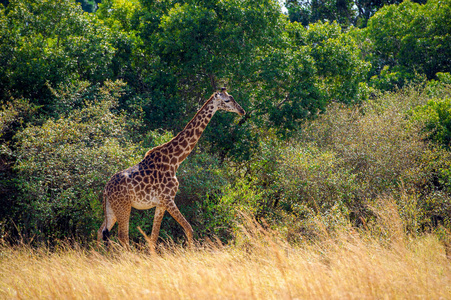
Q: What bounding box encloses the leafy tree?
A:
[286,0,428,27]
[286,0,355,26]
[129,0,291,158]
[76,0,101,12]
[365,0,451,89]
[127,0,369,158]
[0,0,115,109]
[96,0,148,116]
[97,0,370,160]
[96,0,139,31]
[303,21,370,103]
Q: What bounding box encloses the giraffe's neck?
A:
[151,97,217,171]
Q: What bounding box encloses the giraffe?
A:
[97,88,245,250]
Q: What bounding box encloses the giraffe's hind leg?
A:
[115,202,132,249]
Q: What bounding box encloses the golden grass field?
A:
[1,211,451,299]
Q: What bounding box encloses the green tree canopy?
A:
[99,0,369,159]
[0,0,115,108]
[285,0,432,27]
[365,0,451,89]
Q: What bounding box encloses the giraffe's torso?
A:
[104,147,180,210]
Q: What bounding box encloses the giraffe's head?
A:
[214,87,245,116]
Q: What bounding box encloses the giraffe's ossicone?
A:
[97,88,245,250]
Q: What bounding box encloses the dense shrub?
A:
[411,97,451,149]
[237,84,451,241]
[411,74,451,151]
[4,81,451,245]
[127,150,232,244]
[11,80,142,242]
[0,98,39,241]
[304,95,430,195]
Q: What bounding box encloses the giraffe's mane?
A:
[144,92,216,158]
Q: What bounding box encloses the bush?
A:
[306,99,430,194]
[11,80,142,243]
[303,86,451,223]
[169,151,231,242]
[123,147,239,245]
[411,74,451,150]
[195,178,263,242]
[238,84,451,241]
[0,98,40,242]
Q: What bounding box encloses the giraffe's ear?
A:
[219,87,228,95]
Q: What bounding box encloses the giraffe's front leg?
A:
[148,206,166,253]
[166,201,194,249]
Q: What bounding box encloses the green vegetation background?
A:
[1,0,451,246]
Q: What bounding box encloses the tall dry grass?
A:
[1,205,451,300]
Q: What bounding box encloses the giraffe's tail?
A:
[102,227,110,244]
[99,191,110,247]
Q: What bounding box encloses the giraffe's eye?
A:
[224,99,230,103]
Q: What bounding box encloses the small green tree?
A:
[303,21,370,104]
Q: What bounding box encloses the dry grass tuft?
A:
[2,209,451,299]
